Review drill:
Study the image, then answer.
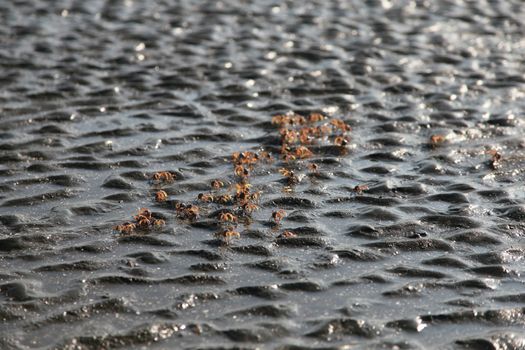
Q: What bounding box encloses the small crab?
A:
[282,186,293,193]
[282,152,297,162]
[218,212,238,223]
[185,205,200,220]
[280,128,298,145]
[279,168,294,178]
[114,222,136,234]
[353,184,369,194]
[299,127,315,145]
[198,193,214,203]
[234,165,249,177]
[279,168,300,185]
[136,216,151,228]
[134,208,152,222]
[278,231,297,238]
[215,226,240,239]
[258,151,273,162]
[316,124,332,136]
[232,151,258,165]
[216,194,233,204]
[235,182,252,194]
[272,114,286,126]
[153,219,165,227]
[308,163,319,172]
[271,209,287,224]
[211,179,224,190]
[295,146,313,159]
[334,136,349,146]
[430,134,446,146]
[155,190,168,202]
[175,203,199,220]
[331,119,352,132]
[486,149,502,169]
[235,190,249,203]
[152,171,175,183]
[308,112,325,123]
[249,191,262,202]
[242,202,259,214]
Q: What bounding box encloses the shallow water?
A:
[1,0,525,349]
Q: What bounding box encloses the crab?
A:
[242,202,259,214]
[198,193,214,203]
[308,112,325,123]
[353,184,369,194]
[308,163,319,172]
[234,165,249,177]
[215,226,240,239]
[216,194,233,204]
[278,231,297,238]
[211,179,224,190]
[271,209,287,224]
[114,222,136,234]
[218,212,238,223]
[430,134,445,146]
[295,146,313,159]
[152,171,175,183]
[155,190,168,202]
[331,119,352,132]
[152,219,165,227]
[334,136,349,146]
[134,208,152,222]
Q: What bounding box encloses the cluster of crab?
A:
[113,207,165,234]
[201,112,357,240]
[429,134,505,171]
[152,171,176,203]
[113,113,361,239]
[272,112,352,160]
[195,151,272,240]
[196,179,248,207]
[113,171,175,234]
[272,112,363,191]
[217,145,315,239]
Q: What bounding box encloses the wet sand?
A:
[1,0,525,349]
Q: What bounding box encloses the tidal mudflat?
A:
[1,1,525,349]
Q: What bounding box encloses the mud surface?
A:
[1,1,525,349]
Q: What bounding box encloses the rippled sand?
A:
[1,1,525,349]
